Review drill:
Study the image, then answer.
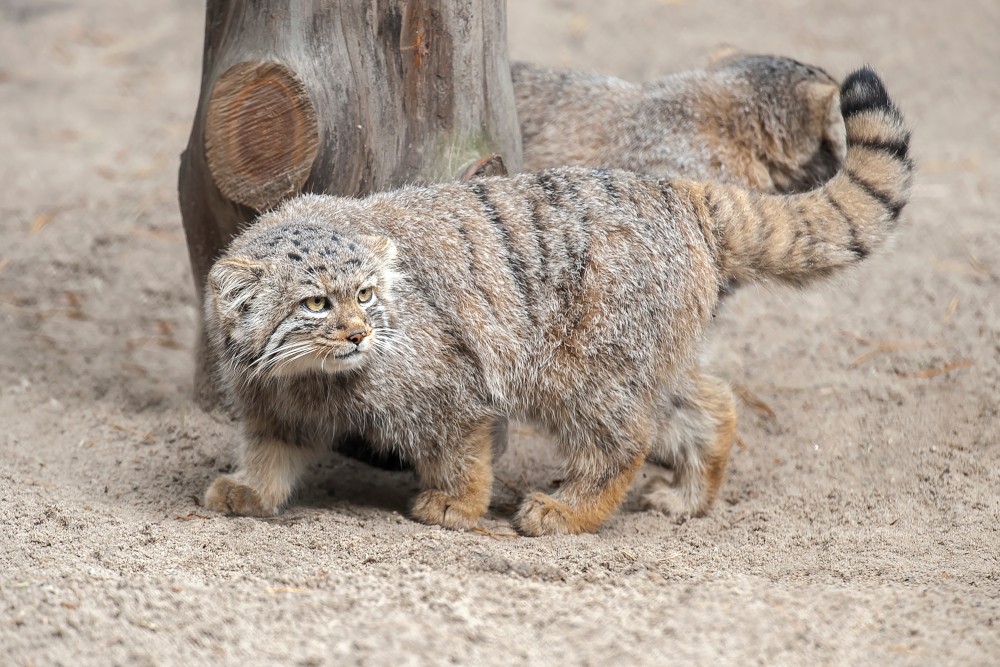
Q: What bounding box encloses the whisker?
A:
[259,347,316,377]
[262,348,315,373]
[375,331,415,355]
[250,341,315,370]
[267,342,315,361]
[371,335,414,359]
[251,342,317,379]
[272,347,317,374]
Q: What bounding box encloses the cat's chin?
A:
[316,351,368,375]
[269,350,368,378]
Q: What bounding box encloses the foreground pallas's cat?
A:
[513,53,847,193]
[204,69,911,535]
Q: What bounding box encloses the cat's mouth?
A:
[316,346,367,374]
[263,345,368,378]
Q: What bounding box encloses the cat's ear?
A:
[364,235,398,263]
[361,235,400,293]
[706,45,743,68]
[807,82,848,164]
[207,257,267,319]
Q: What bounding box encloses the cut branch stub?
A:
[459,153,508,182]
[204,61,319,212]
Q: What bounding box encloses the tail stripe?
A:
[841,94,892,118]
[846,223,869,260]
[823,191,869,259]
[852,137,910,161]
[843,168,904,220]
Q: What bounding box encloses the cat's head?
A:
[205,200,402,382]
[707,52,847,193]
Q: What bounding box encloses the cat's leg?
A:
[640,371,736,517]
[410,417,498,530]
[490,416,510,460]
[205,423,325,517]
[514,405,649,536]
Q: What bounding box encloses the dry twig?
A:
[732,384,777,420]
[897,359,973,379]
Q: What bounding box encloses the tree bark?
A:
[179,0,522,406]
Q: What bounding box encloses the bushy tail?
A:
[685,66,913,286]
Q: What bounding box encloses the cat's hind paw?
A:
[204,475,279,517]
[514,492,582,536]
[638,476,701,520]
[411,489,485,530]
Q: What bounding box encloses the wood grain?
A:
[178,0,522,405]
[204,61,319,212]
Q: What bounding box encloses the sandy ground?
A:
[1,0,998,665]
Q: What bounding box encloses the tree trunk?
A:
[179,0,522,406]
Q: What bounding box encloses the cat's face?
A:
[207,222,402,381]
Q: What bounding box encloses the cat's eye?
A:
[356,286,375,305]
[302,296,329,312]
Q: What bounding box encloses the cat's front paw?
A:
[514,492,580,536]
[204,475,279,517]
[411,489,485,530]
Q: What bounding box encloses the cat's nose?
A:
[347,330,367,345]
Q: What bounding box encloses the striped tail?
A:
[687,66,913,287]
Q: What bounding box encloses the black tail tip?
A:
[840,65,897,118]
